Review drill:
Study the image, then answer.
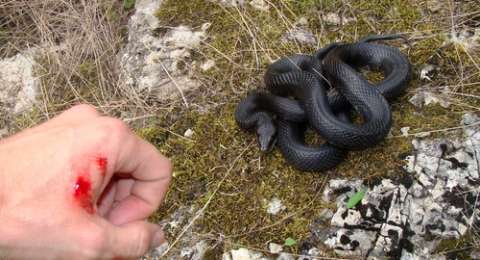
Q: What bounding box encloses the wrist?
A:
[0,214,24,258]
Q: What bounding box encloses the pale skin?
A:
[0,104,172,259]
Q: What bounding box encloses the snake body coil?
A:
[235,35,412,171]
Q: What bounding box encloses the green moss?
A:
[78,60,97,79]
[11,107,44,132]
[0,29,7,48]
[435,234,474,259]
[142,104,334,254]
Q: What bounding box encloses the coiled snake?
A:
[235,35,411,171]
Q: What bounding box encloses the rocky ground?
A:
[1,0,480,259]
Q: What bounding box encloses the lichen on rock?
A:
[119,0,207,101]
[0,49,39,114]
[318,113,480,259]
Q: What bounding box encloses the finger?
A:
[102,178,134,219]
[32,104,100,132]
[104,221,164,259]
[108,129,172,225]
[50,104,100,123]
[98,178,136,217]
[3,104,101,143]
[97,180,117,217]
[113,178,135,203]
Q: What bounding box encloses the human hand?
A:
[0,105,172,259]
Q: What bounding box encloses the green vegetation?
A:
[435,234,474,259]
[123,0,136,10]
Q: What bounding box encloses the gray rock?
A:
[316,113,480,258]
[408,87,451,108]
[225,248,267,260]
[119,0,206,102]
[277,253,295,260]
[0,49,39,114]
[419,64,438,81]
[268,242,283,254]
[144,205,212,259]
[282,28,316,45]
[445,28,480,51]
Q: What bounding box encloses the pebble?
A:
[268,242,283,254]
[184,128,195,138]
[266,197,286,215]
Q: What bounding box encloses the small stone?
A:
[282,28,316,45]
[419,64,437,81]
[323,12,341,25]
[307,247,321,257]
[462,113,479,126]
[230,248,266,260]
[213,0,245,7]
[267,197,286,215]
[408,92,424,108]
[201,60,216,71]
[409,89,450,109]
[414,132,432,138]
[445,28,480,51]
[400,127,410,137]
[322,12,355,25]
[296,17,309,27]
[223,252,233,260]
[249,0,269,11]
[268,242,283,254]
[277,252,295,260]
[181,247,194,258]
[471,249,480,259]
[201,22,212,31]
[184,128,195,138]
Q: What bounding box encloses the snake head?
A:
[256,122,277,153]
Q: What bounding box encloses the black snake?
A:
[235,35,412,171]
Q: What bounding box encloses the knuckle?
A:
[71,104,98,115]
[105,118,130,135]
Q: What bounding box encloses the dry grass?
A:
[0,0,145,124]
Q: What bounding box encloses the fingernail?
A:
[150,230,165,250]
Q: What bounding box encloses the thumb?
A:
[105,221,165,259]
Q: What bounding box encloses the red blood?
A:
[73,175,94,214]
[96,156,108,176]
